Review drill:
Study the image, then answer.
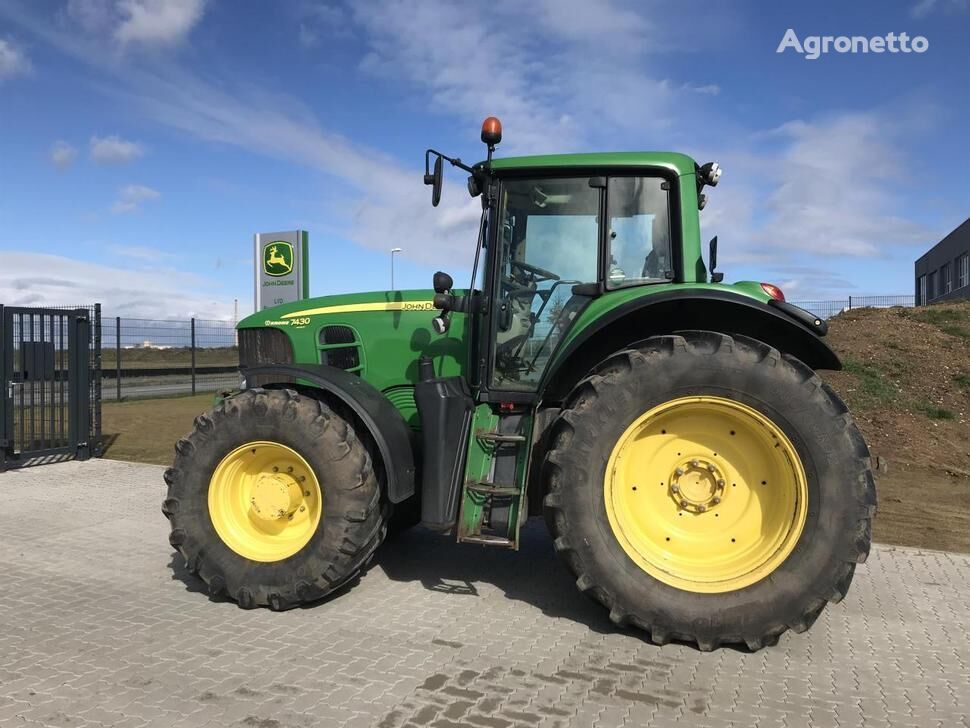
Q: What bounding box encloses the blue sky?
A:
[0,0,968,319]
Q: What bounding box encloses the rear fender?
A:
[540,290,840,403]
[242,363,416,503]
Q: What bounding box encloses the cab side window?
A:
[606,177,672,287]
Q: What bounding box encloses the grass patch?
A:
[102,393,215,465]
[955,373,970,391]
[912,306,970,326]
[917,403,956,420]
[940,323,970,340]
[842,356,897,405]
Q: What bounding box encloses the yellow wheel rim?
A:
[208,441,322,562]
[604,396,808,593]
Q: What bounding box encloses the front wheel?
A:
[163,388,386,610]
[543,331,876,651]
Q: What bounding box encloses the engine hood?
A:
[238,289,439,329]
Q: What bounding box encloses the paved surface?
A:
[2,459,969,728]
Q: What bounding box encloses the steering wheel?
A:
[510,259,560,282]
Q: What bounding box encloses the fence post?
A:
[115,316,122,402]
[191,318,196,396]
[848,295,852,310]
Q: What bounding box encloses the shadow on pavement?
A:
[375,519,619,635]
[166,519,636,638]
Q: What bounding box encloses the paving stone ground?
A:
[1,459,969,728]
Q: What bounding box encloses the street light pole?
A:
[390,247,402,290]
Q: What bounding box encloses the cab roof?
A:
[487,151,698,176]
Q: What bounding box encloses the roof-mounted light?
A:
[481,117,502,147]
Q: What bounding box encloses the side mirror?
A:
[424,154,443,207]
[709,236,724,283]
[433,271,453,294]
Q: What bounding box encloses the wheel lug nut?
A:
[272,466,279,473]
[671,484,680,493]
[300,475,306,482]
[712,497,721,505]
[679,500,688,508]
[675,467,684,476]
[304,490,311,497]
[691,459,699,467]
[717,479,725,487]
[698,505,706,512]
[299,505,305,512]
[707,464,716,472]
[288,466,294,473]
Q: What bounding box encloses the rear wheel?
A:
[163,388,386,610]
[543,331,876,650]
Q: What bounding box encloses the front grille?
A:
[320,325,357,345]
[321,346,360,370]
[238,327,294,368]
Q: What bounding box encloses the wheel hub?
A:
[208,441,322,562]
[669,458,725,513]
[250,473,302,521]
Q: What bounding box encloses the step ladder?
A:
[456,418,529,548]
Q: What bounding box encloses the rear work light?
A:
[761,283,786,302]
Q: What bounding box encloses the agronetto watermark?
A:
[777,29,929,60]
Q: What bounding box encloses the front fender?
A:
[241,363,416,503]
[540,289,840,403]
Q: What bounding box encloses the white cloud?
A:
[911,0,969,17]
[65,0,114,33]
[0,251,233,319]
[64,0,205,47]
[683,83,720,96]
[297,2,349,47]
[111,183,160,213]
[90,134,144,163]
[351,0,688,154]
[694,109,935,297]
[50,140,77,169]
[116,0,205,46]
[0,38,31,81]
[758,113,928,257]
[108,243,171,261]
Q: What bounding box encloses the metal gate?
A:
[0,305,102,470]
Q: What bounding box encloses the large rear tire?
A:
[542,331,876,650]
[163,388,386,610]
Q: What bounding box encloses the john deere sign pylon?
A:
[254,231,309,311]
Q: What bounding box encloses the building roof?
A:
[916,216,970,263]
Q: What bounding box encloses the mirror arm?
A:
[425,149,475,175]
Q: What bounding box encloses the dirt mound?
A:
[823,299,970,475]
[821,300,970,553]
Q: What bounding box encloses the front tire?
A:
[163,388,386,610]
[542,331,876,650]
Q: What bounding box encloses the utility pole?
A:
[390,247,402,290]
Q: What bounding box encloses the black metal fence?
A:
[100,317,238,400]
[1,304,102,469]
[791,295,915,321]
[9,296,917,411]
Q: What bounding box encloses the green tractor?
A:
[164,117,876,651]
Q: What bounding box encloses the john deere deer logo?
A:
[263,242,294,277]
